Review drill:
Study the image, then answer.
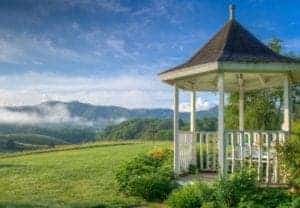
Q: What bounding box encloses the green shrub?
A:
[292,197,300,208]
[237,200,264,208]
[214,169,257,208]
[278,129,300,192]
[201,202,220,208]
[252,187,291,208]
[115,148,175,201]
[167,182,213,208]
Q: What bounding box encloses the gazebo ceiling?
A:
[159,9,300,92]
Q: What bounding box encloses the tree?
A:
[225,38,284,130]
[6,139,16,150]
[268,38,282,53]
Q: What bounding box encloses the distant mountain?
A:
[0,101,217,150]
[1,101,217,129]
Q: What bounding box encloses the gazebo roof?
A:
[159,6,300,92]
[165,19,294,73]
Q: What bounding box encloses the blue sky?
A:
[0,0,299,109]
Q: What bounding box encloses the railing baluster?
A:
[240,131,244,169]
[212,135,217,171]
[206,133,209,170]
[199,133,204,170]
[194,130,286,185]
[248,132,252,168]
[231,132,235,173]
[266,133,270,184]
[257,132,262,182]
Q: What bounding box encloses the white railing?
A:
[177,130,288,184]
[226,130,287,184]
[178,131,196,173]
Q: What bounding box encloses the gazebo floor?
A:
[176,171,218,185]
[176,171,289,188]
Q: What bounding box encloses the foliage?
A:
[100,119,173,140]
[237,200,264,208]
[253,187,291,208]
[225,89,282,130]
[166,169,292,208]
[115,148,175,201]
[268,38,283,53]
[214,169,258,208]
[100,117,217,141]
[0,123,97,145]
[201,202,221,208]
[292,197,300,208]
[225,38,285,131]
[167,182,214,208]
[278,121,300,191]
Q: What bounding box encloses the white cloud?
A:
[179,97,217,112]
[0,103,74,124]
[0,72,172,109]
[0,72,218,112]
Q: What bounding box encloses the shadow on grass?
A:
[0,164,27,169]
[0,202,138,208]
[0,142,139,159]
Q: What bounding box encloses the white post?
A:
[190,91,197,166]
[239,75,244,168]
[239,75,244,131]
[282,75,290,132]
[218,72,226,176]
[190,91,196,132]
[174,84,180,175]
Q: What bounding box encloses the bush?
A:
[278,130,300,192]
[252,187,291,208]
[115,148,175,201]
[292,197,300,208]
[237,200,264,208]
[214,169,257,208]
[167,182,213,208]
[201,202,220,208]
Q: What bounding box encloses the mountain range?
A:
[0,101,217,151]
[1,100,218,129]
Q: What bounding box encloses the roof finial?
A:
[229,4,235,20]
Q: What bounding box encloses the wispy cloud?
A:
[0,72,170,109]
[179,97,217,112]
[0,72,217,111]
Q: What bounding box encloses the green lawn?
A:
[0,141,171,208]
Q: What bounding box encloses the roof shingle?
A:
[162,19,296,74]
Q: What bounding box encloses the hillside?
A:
[99,117,217,140]
[0,101,217,151]
[0,133,68,152]
[0,141,170,207]
[1,101,217,129]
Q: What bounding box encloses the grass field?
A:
[0,141,171,208]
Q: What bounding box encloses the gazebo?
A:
[159,5,300,184]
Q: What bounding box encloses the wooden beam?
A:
[258,74,267,88]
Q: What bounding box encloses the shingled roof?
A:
[161,18,296,74]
